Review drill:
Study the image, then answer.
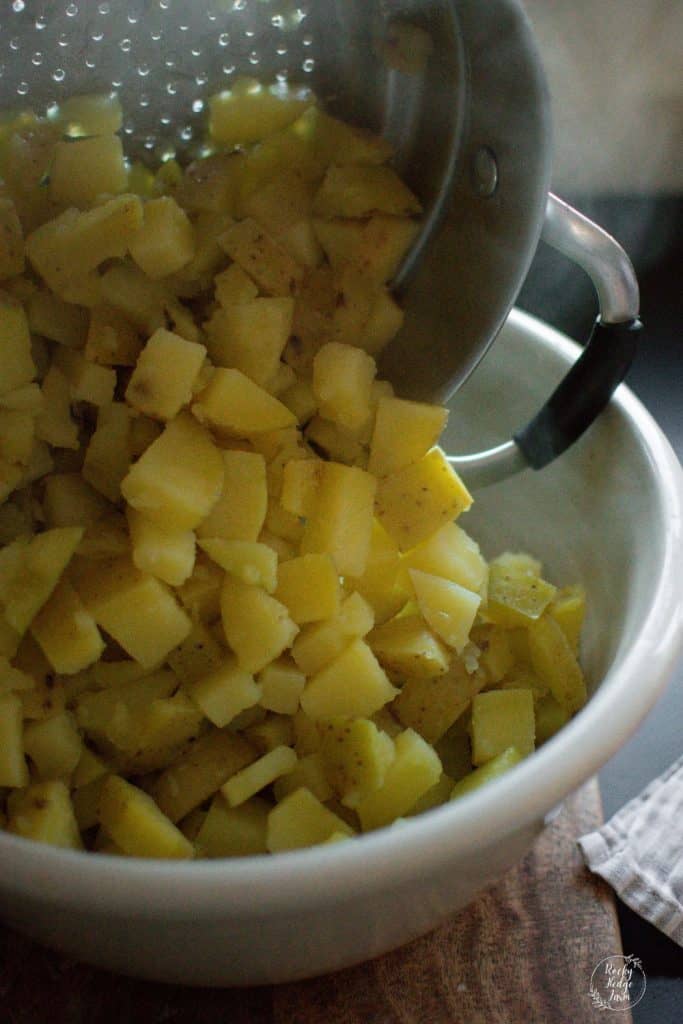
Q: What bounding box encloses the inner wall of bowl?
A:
[444,312,666,692]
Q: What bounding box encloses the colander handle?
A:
[449,194,642,487]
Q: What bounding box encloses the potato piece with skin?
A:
[312,342,376,433]
[127,508,195,587]
[275,553,340,625]
[99,775,194,859]
[301,461,376,578]
[395,652,486,744]
[368,613,450,682]
[193,368,297,436]
[30,578,104,675]
[355,728,441,831]
[107,692,205,775]
[0,198,24,279]
[23,710,83,780]
[209,78,313,148]
[219,218,304,298]
[7,780,82,849]
[206,298,294,387]
[484,562,557,628]
[318,717,395,808]
[197,449,267,543]
[409,569,481,654]
[221,577,299,674]
[49,135,127,208]
[313,164,422,219]
[266,787,353,852]
[292,591,375,676]
[125,328,207,421]
[0,693,29,786]
[222,744,297,807]
[470,689,536,765]
[189,659,261,729]
[301,638,397,721]
[129,196,195,279]
[196,794,270,857]
[151,728,257,822]
[450,746,523,800]
[369,397,448,477]
[527,613,588,714]
[375,447,473,551]
[122,412,224,531]
[199,538,277,593]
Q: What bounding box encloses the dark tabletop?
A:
[518,195,683,1024]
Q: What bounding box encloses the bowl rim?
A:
[2,309,681,916]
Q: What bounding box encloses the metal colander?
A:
[0,0,640,485]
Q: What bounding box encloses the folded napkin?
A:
[578,756,683,946]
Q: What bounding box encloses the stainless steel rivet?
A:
[472,145,498,197]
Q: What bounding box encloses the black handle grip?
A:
[514,317,642,470]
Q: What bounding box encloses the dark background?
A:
[518,195,683,1024]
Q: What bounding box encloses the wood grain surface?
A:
[0,778,628,1024]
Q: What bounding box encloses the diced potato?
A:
[394,657,486,744]
[369,397,448,477]
[327,263,376,349]
[222,744,297,807]
[206,298,294,387]
[86,304,142,367]
[28,290,89,350]
[470,689,536,765]
[72,747,108,789]
[484,561,557,628]
[280,378,318,425]
[258,659,306,715]
[175,553,223,623]
[72,774,109,831]
[34,366,79,450]
[272,751,333,803]
[376,447,472,551]
[165,620,224,687]
[122,412,224,531]
[409,569,481,653]
[401,521,488,597]
[313,164,421,219]
[98,263,168,335]
[151,728,257,822]
[470,624,515,684]
[129,414,163,459]
[76,511,129,561]
[318,717,395,808]
[0,409,34,466]
[175,152,243,215]
[56,93,123,136]
[243,711,290,749]
[407,772,455,816]
[345,519,406,625]
[0,693,29,786]
[275,553,340,625]
[0,383,43,415]
[0,199,25,279]
[82,401,132,502]
[209,78,313,148]
[362,289,405,356]
[30,578,104,675]
[313,214,419,284]
[74,669,177,741]
[99,775,194,859]
[49,135,127,207]
[52,348,117,407]
[126,328,206,421]
[129,196,195,279]
[219,218,304,297]
[1,526,82,635]
[355,728,441,831]
[301,461,376,577]
[280,458,322,519]
[527,614,588,714]
[535,694,572,744]
[23,710,83,780]
[196,794,270,857]
[266,787,353,852]
[368,613,450,682]
[108,692,205,774]
[300,638,397,721]
[311,342,376,433]
[7,780,82,849]
[75,557,191,668]
[0,293,34,397]
[292,592,375,676]
[450,746,523,800]
[189,659,261,728]
[127,507,195,587]
[197,450,267,542]
[221,577,299,674]
[193,367,296,436]
[548,584,586,654]
[213,262,259,307]
[0,655,34,695]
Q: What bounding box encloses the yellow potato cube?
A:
[301,461,376,577]
[313,164,421,219]
[292,591,375,676]
[86,304,143,367]
[30,578,104,675]
[166,620,224,687]
[125,328,206,421]
[313,214,419,285]
[222,744,297,807]
[198,538,275,593]
[175,554,223,622]
[401,521,488,597]
[209,78,313,148]
[206,298,294,387]
[355,728,441,831]
[151,728,257,822]
[52,348,117,406]
[189,659,261,728]
[122,412,224,531]
[312,342,376,433]
[127,508,195,587]
[196,794,270,857]
[1,526,82,635]
[548,584,587,655]
[7,780,82,849]
[300,638,397,721]
[258,658,306,715]
[369,397,448,477]
[72,747,108,789]
[98,263,168,335]
[409,569,481,653]
[450,746,523,800]
[219,218,304,297]
[82,401,132,502]
[197,450,267,542]
[266,786,353,852]
[35,366,79,450]
[214,262,259,307]
[376,447,473,551]
[193,367,296,436]
[0,293,34,397]
[280,378,318,425]
[368,613,450,682]
[345,519,407,625]
[129,196,195,279]
[362,289,405,356]
[221,577,299,674]
[0,655,34,695]
[27,289,89,348]
[99,775,194,859]
[272,751,333,803]
[0,383,43,415]
[484,561,557,628]
[75,557,191,668]
[318,717,395,808]
[23,710,83,780]
[0,409,34,466]
[275,553,340,625]
[56,92,123,135]
[49,135,127,207]
[535,694,572,744]
[0,693,29,786]
[280,458,323,518]
[394,657,486,744]
[470,624,515,684]
[0,198,25,279]
[470,689,536,765]
[527,613,588,714]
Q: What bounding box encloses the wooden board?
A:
[0,778,627,1024]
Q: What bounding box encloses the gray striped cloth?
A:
[579,756,683,946]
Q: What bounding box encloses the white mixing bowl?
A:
[1,309,680,986]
